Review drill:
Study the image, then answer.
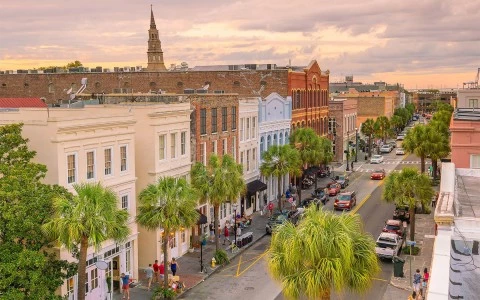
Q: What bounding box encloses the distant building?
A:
[328,98,358,162]
[410,89,456,112]
[146,7,166,71]
[330,75,402,93]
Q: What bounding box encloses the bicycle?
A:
[199,261,208,274]
[229,242,239,254]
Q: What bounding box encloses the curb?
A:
[389,280,411,292]
[179,232,268,298]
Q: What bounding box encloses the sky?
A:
[1,0,479,89]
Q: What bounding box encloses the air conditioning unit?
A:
[184,89,195,94]
[214,90,225,94]
[196,89,207,94]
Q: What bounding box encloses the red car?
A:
[334,191,357,211]
[370,169,386,180]
[326,182,341,196]
[382,219,403,237]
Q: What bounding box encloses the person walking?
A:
[120,273,130,300]
[170,257,178,276]
[209,222,215,242]
[267,201,274,217]
[144,264,154,291]
[422,268,430,296]
[152,259,160,283]
[223,224,230,245]
[413,269,422,294]
[159,261,165,282]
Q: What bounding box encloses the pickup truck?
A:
[375,232,403,260]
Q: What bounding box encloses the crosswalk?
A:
[375,160,431,165]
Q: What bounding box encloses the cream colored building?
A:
[0,107,138,300]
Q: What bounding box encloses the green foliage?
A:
[268,206,380,299]
[152,286,177,299]
[38,60,83,70]
[0,124,76,299]
[402,246,420,255]
[374,116,390,142]
[214,249,230,265]
[402,125,430,173]
[361,118,375,158]
[289,128,324,167]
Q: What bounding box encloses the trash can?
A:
[393,256,405,277]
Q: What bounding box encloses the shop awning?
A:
[196,210,208,225]
[247,180,267,194]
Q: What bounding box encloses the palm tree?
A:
[374,116,390,143]
[136,177,199,289]
[260,145,302,212]
[390,115,403,134]
[42,182,130,300]
[191,154,245,251]
[402,125,430,173]
[360,118,375,158]
[383,168,434,241]
[268,206,380,300]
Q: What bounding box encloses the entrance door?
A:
[169,232,179,259]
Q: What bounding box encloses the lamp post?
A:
[200,235,206,272]
[345,131,350,171]
[355,127,359,162]
[233,203,238,247]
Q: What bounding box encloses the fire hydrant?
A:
[211,257,216,268]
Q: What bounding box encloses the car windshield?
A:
[376,242,395,249]
[327,183,336,188]
[373,169,384,173]
[385,224,400,231]
[373,155,382,159]
[338,176,345,180]
[397,148,404,151]
[337,194,351,201]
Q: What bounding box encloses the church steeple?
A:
[147,6,166,71]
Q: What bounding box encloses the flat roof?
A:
[455,173,480,218]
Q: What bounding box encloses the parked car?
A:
[370,169,386,180]
[380,145,392,153]
[326,182,342,196]
[318,167,331,178]
[382,219,404,237]
[266,212,289,234]
[396,148,405,155]
[334,191,357,211]
[375,232,403,260]
[393,206,410,223]
[311,188,328,204]
[387,141,396,149]
[300,197,321,209]
[370,155,384,164]
[396,134,405,141]
[334,175,349,188]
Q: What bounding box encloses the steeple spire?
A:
[150,4,156,29]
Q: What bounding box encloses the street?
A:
[182,148,426,300]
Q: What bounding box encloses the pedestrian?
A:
[351,161,354,171]
[422,268,430,296]
[267,201,274,217]
[159,261,165,281]
[120,272,130,300]
[236,225,242,237]
[209,222,214,242]
[413,268,422,293]
[152,259,159,283]
[408,291,417,300]
[223,224,230,245]
[144,264,154,291]
[170,257,178,276]
[217,224,221,240]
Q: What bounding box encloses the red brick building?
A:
[289,60,330,136]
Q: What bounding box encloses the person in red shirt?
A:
[159,261,165,280]
[223,225,230,245]
[152,260,159,283]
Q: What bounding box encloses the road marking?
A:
[236,250,269,277]
[350,194,370,215]
[236,255,242,276]
[373,277,389,282]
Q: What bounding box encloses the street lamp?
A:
[345,131,350,171]
[232,203,238,247]
[355,127,359,162]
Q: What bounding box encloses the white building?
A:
[258,93,292,204]
[0,107,138,300]
[239,97,265,216]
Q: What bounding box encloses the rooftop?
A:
[0,98,47,108]
[453,108,480,121]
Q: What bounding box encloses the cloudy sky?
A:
[1,0,479,89]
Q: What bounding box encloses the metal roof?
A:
[0,98,47,108]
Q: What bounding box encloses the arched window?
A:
[285,132,289,144]
[295,91,300,109]
[292,124,295,131]
[273,134,277,145]
[267,135,272,149]
[260,137,265,156]
[279,132,283,145]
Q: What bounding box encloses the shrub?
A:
[152,286,176,299]
[402,245,420,255]
[214,249,230,265]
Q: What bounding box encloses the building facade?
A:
[289,60,330,136]
[258,93,292,203]
[328,98,358,162]
[0,107,138,300]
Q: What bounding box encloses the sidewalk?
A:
[115,210,270,300]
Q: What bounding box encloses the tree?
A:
[268,206,380,300]
[0,124,75,299]
[190,154,245,251]
[360,118,375,158]
[135,177,199,289]
[405,103,416,115]
[402,125,430,173]
[260,145,302,212]
[374,116,390,143]
[383,168,434,241]
[43,182,130,300]
[65,60,83,69]
[390,115,404,134]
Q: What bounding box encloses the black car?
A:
[266,212,289,234]
[318,167,331,178]
[334,175,349,188]
[311,188,328,204]
[393,206,410,223]
[299,197,321,209]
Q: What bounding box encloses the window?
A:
[86,151,95,179]
[85,272,89,293]
[48,83,54,93]
[121,195,129,211]
[159,135,166,160]
[181,230,186,243]
[169,235,177,249]
[213,140,217,154]
[471,154,480,169]
[240,151,244,168]
[246,149,250,171]
[285,132,289,144]
[246,118,250,140]
[126,249,131,273]
[120,146,127,171]
[267,135,271,149]
[222,107,228,131]
[200,143,206,165]
[252,117,256,138]
[90,268,98,290]
[67,277,74,296]
[223,139,227,155]
[181,131,186,155]
[273,134,277,145]
[231,107,237,130]
[67,154,76,184]
[469,99,479,108]
[252,148,256,170]
[240,118,244,141]
[279,132,283,145]
[104,148,112,175]
[231,137,236,161]
[211,108,218,133]
[171,133,176,159]
[200,109,207,135]
[260,137,265,156]
[223,203,227,217]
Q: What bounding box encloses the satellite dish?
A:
[95,260,108,270]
